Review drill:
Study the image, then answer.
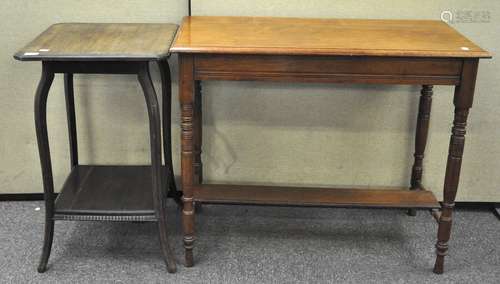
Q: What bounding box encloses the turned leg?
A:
[138,62,176,273]
[434,59,478,274]
[158,60,182,206]
[64,73,78,168]
[408,85,433,216]
[179,54,196,267]
[34,62,55,273]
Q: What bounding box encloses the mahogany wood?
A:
[172,16,490,274]
[194,184,439,209]
[433,59,479,274]
[179,54,196,267]
[194,55,463,85]
[408,85,433,216]
[171,16,491,58]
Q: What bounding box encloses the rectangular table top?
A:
[170,16,490,58]
[14,23,178,61]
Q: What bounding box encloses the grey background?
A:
[1,0,498,201]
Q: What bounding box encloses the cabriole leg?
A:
[138,62,177,273]
[35,62,55,273]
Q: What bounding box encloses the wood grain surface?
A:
[171,16,490,58]
[193,184,440,208]
[14,23,178,61]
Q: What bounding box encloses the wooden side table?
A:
[170,16,491,273]
[14,23,181,273]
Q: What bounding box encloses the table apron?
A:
[193,54,463,85]
[44,61,149,74]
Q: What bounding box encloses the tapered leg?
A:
[64,73,78,168]
[433,107,469,274]
[434,59,478,274]
[138,63,176,273]
[179,54,196,267]
[408,85,433,216]
[158,60,182,206]
[34,62,55,273]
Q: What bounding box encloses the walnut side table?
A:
[14,23,181,273]
[170,16,491,274]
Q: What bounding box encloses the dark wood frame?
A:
[178,53,480,274]
[34,59,180,273]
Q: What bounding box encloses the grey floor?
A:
[1,201,498,283]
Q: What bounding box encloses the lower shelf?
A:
[54,165,160,221]
[194,184,440,209]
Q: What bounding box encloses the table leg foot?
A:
[158,222,177,273]
[433,255,444,274]
[37,219,54,273]
[183,233,195,267]
[185,249,194,267]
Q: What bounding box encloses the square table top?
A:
[170,16,491,58]
[14,23,178,61]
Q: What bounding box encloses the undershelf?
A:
[54,165,160,221]
[194,184,440,209]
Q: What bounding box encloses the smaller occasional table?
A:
[14,23,181,273]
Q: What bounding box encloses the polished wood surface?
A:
[14,23,178,61]
[173,16,490,273]
[194,184,439,209]
[171,16,491,58]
